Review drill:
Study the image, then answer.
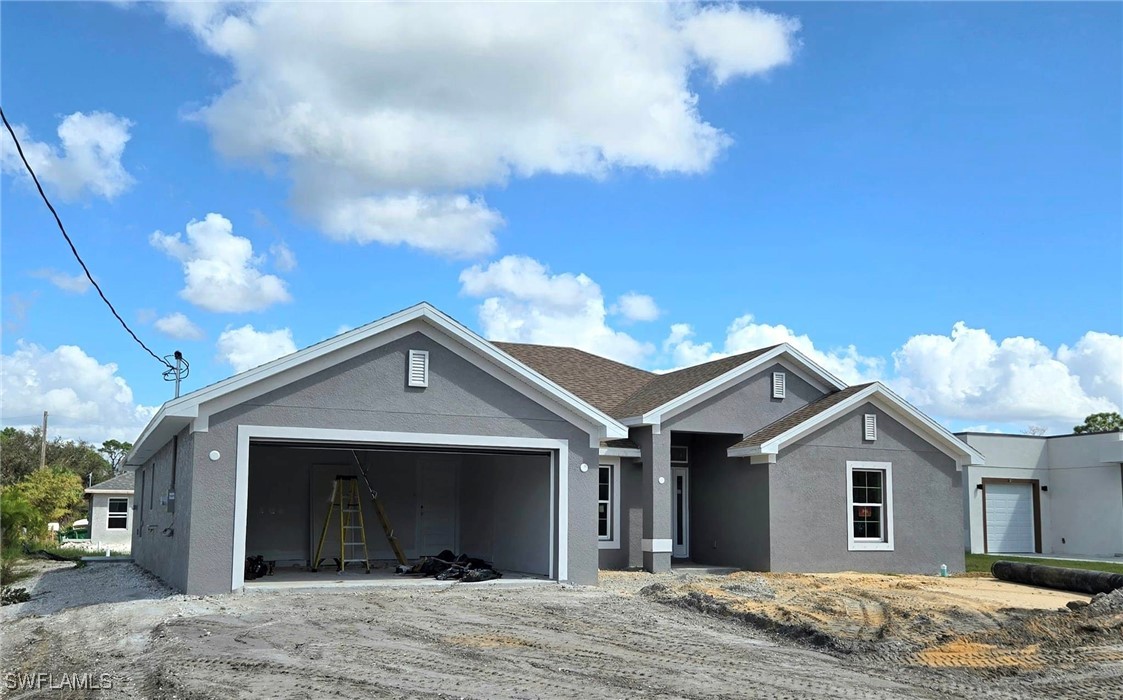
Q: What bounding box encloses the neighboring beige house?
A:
[85,472,134,550]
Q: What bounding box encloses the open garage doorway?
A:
[236,432,563,590]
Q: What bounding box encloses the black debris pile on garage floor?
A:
[397,550,503,583]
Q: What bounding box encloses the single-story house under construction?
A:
[127,302,984,594]
[957,430,1123,558]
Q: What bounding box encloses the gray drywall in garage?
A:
[458,452,552,576]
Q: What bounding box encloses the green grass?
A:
[966,553,1123,575]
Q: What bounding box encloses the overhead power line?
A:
[1,105,174,370]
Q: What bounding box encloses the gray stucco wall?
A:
[178,330,597,594]
[768,402,964,574]
[634,425,672,572]
[665,363,826,435]
[597,457,643,569]
[131,428,193,591]
[687,433,770,569]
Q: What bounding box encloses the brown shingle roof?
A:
[494,342,655,414]
[496,341,793,420]
[608,346,780,419]
[86,471,135,492]
[730,383,875,451]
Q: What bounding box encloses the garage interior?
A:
[243,442,555,586]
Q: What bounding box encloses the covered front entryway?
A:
[983,479,1040,553]
[233,427,569,590]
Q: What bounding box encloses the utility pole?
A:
[39,410,48,470]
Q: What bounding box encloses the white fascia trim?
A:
[84,489,134,495]
[232,425,570,591]
[753,383,985,465]
[597,457,622,550]
[626,344,848,427]
[599,446,641,458]
[130,303,626,463]
[642,538,673,553]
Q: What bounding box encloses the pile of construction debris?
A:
[398,549,503,582]
[637,570,1123,679]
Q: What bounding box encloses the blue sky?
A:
[2,2,1120,442]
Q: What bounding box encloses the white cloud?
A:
[661,315,1120,430]
[216,324,297,373]
[31,269,91,294]
[269,241,297,272]
[681,6,801,85]
[1,111,135,201]
[0,341,157,442]
[892,323,1121,427]
[1056,331,1123,411]
[661,314,884,384]
[612,293,661,322]
[313,193,502,258]
[151,213,292,313]
[154,312,205,341]
[166,2,800,257]
[460,255,654,365]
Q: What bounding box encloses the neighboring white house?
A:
[958,431,1123,558]
[84,472,134,550]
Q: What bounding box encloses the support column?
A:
[636,425,672,572]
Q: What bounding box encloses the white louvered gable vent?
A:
[863,414,877,441]
[407,349,429,388]
[772,371,786,399]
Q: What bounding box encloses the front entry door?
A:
[417,461,458,556]
[671,467,690,558]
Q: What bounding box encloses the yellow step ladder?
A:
[312,476,371,573]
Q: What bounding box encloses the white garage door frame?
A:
[233,425,568,591]
[982,478,1040,554]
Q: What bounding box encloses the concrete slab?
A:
[243,565,552,592]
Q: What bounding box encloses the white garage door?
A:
[985,482,1035,553]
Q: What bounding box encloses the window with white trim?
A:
[670,446,689,464]
[598,464,614,540]
[846,461,893,551]
[107,497,129,530]
[772,371,786,399]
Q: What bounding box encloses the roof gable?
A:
[127,303,627,465]
[610,346,779,419]
[729,382,984,465]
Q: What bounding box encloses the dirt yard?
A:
[2,561,1121,699]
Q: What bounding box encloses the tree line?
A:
[1,427,133,547]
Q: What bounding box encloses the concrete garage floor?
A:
[245,563,550,591]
